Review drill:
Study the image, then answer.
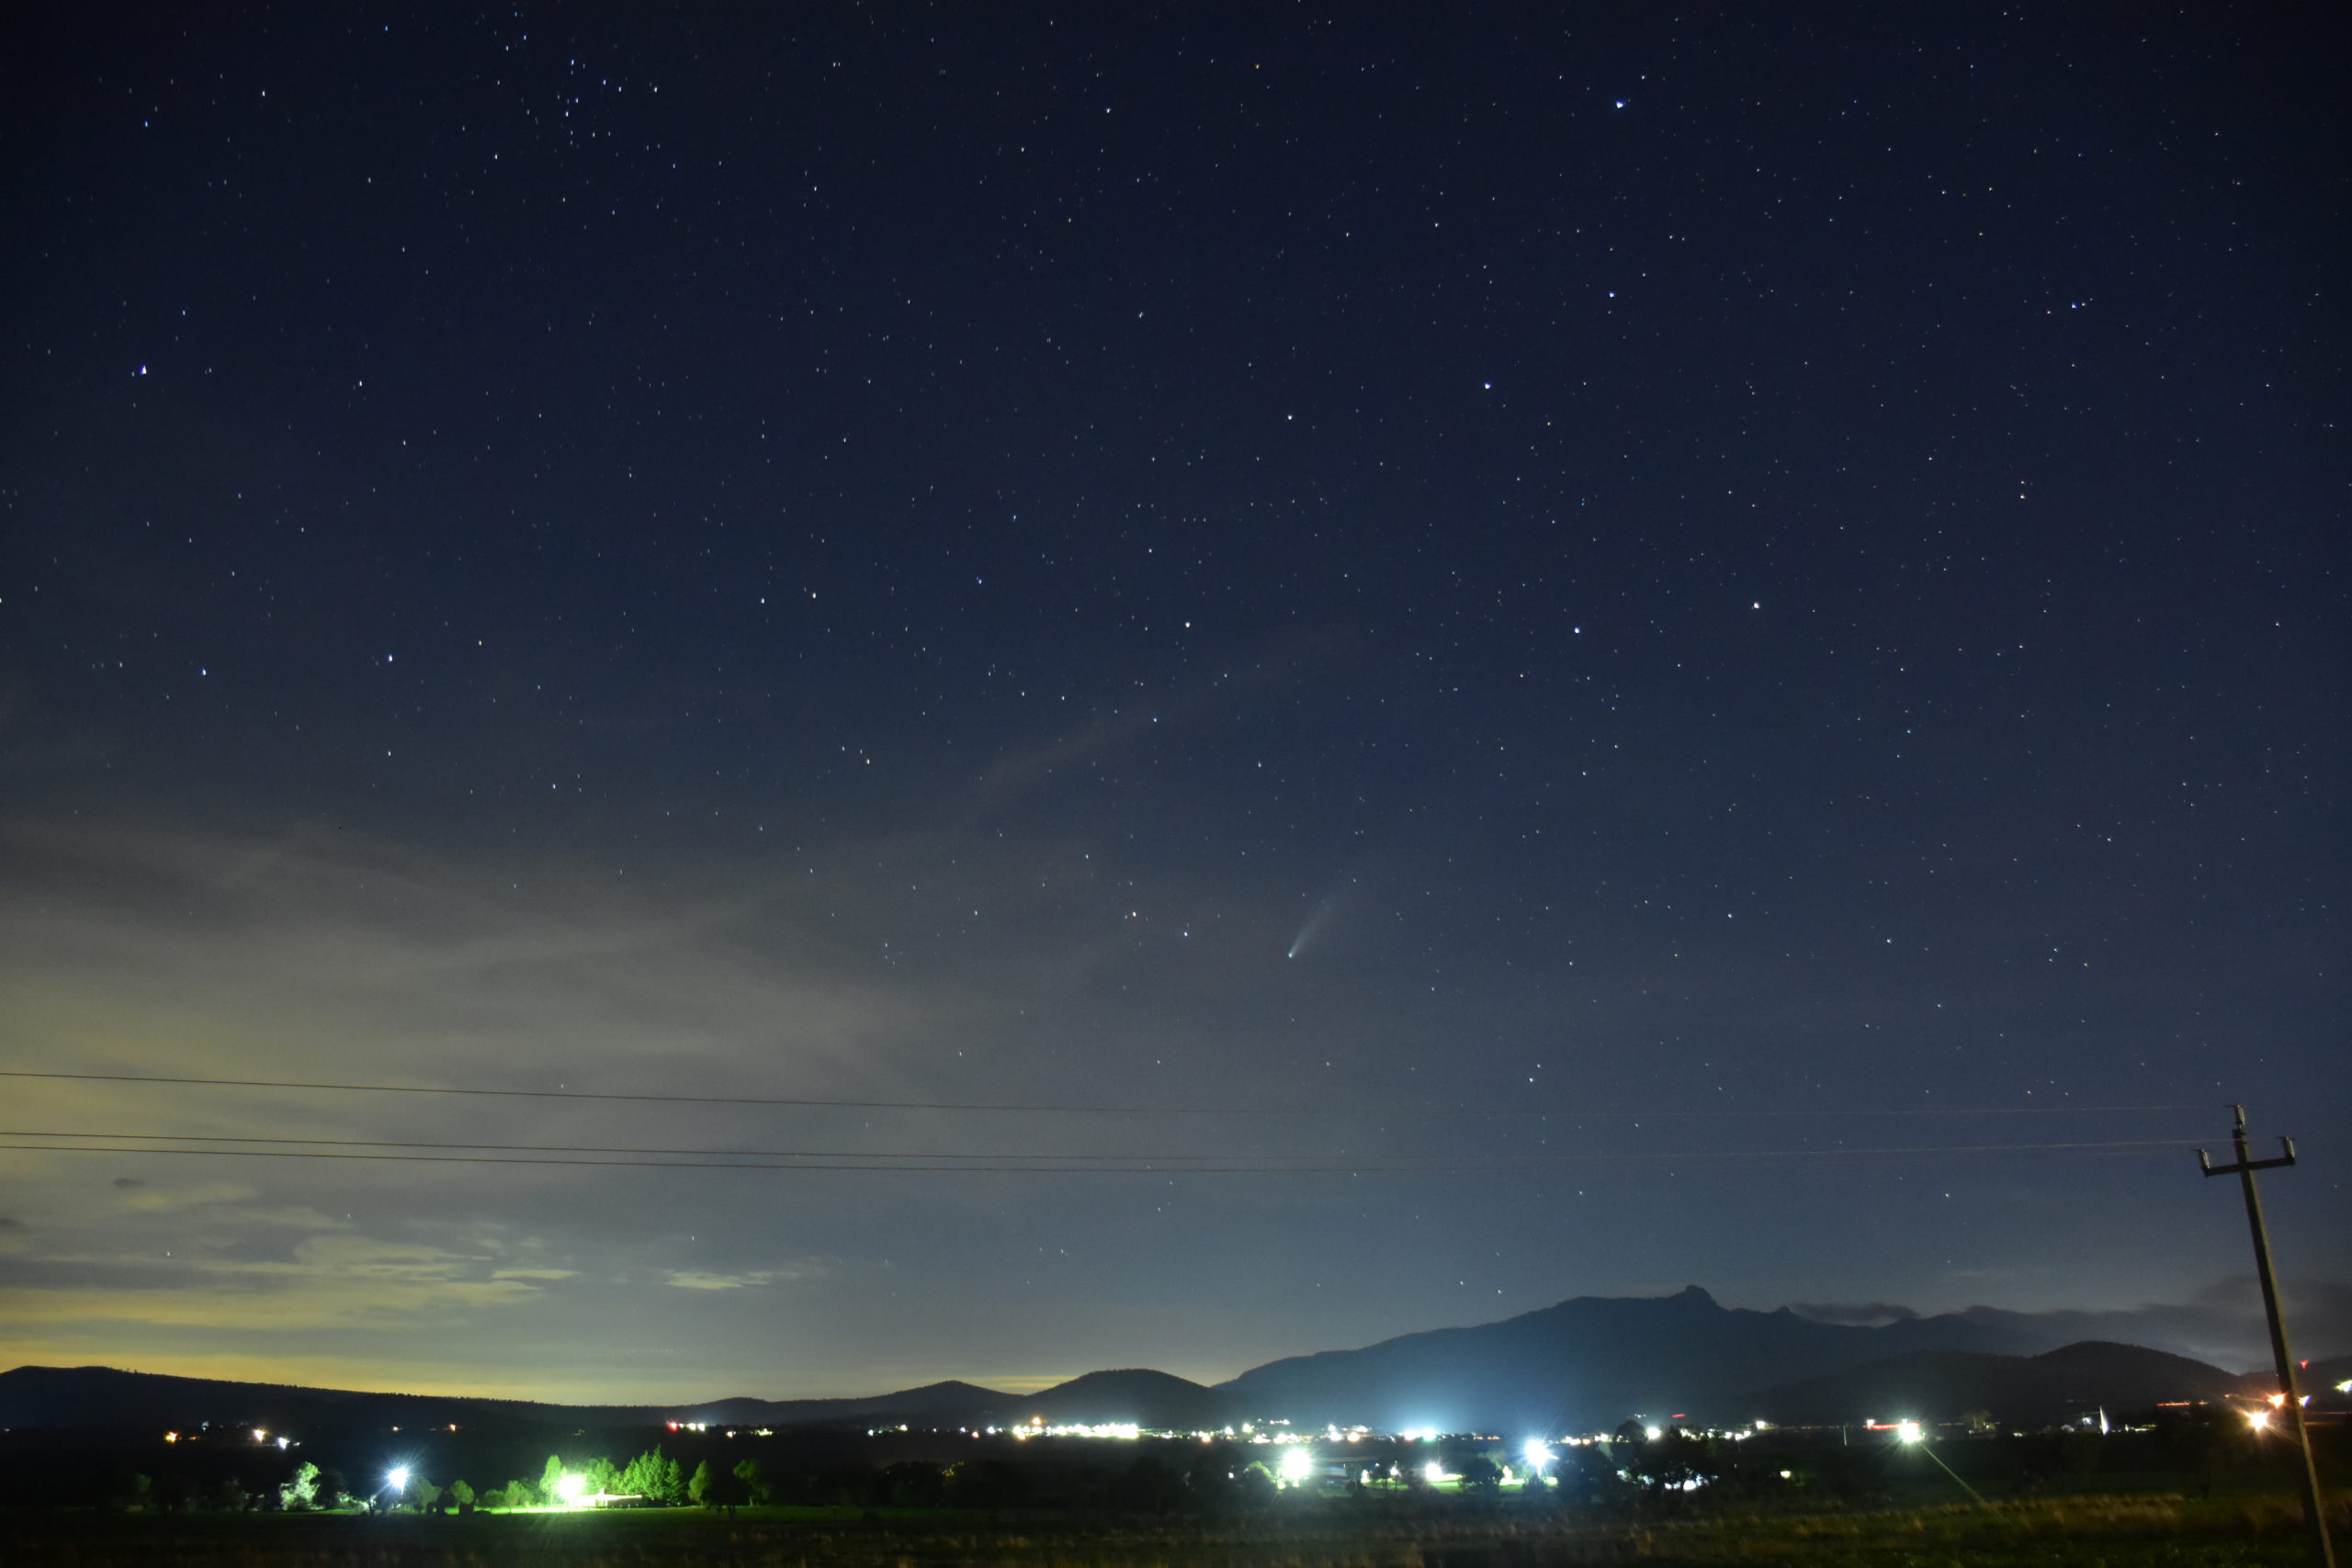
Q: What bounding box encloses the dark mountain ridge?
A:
[1213,1285,2048,1432]
[0,1365,1012,1436]
[3,1286,2301,1438]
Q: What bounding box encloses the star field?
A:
[0,6,2342,1398]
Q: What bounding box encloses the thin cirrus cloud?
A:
[663,1261,830,1292]
[0,818,954,1098]
[0,810,1325,1393]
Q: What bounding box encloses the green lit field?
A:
[4,1493,2344,1568]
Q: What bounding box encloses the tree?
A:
[944,1459,1030,1511]
[879,1461,945,1507]
[618,1445,676,1502]
[699,1461,751,1514]
[448,1479,475,1513]
[413,1479,443,1514]
[1114,1454,1184,1514]
[1624,1427,1717,1500]
[539,1455,566,1506]
[1457,1454,1504,1495]
[732,1458,772,1506]
[279,1461,322,1512]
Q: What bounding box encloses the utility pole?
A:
[2199,1104,2335,1568]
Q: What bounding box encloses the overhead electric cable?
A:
[0,1130,2205,1172]
[0,1068,2212,1121]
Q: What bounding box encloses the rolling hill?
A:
[2,1285,2305,1438]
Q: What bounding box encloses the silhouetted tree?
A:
[944,1458,1029,1511]
[2156,1405,2243,1498]
[1114,1453,1185,1514]
[1184,1450,1234,1509]
[876,1460,946,1507]
[699,1461,750,1513]
[1619,1426,1717,1503]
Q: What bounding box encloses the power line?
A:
[0,1129,2204,1173]
[1,1127,1381,1162]
[0,1068,2211,1122]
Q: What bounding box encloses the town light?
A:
[1896,1421,1924,1444]
[1279,1447,1314,1485]
[1644,1426,1662,1442]
[1423,1461,1446,1484]
[2247,1409,2271,1431]
[556,1473,588,1504]
[1522,1439,1553,1471]
[387,1467,410,1493]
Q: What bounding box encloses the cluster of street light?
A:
[370,1401,2270,1513]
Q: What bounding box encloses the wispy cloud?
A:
[664,1258,831,1292]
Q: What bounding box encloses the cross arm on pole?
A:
[2199,1137,2296,1177]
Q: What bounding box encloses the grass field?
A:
[4,1492,2344,1568]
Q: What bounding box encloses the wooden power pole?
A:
[2199,1103,2335,1568]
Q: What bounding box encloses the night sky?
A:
[2,7,2344,1403]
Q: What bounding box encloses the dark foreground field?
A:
[6,1495,2346,1568]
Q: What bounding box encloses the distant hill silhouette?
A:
[1748,1340,2243,1427]
[1003,1369,1227,1430]
[673,1380,1011,1427]
[0,1365,1012,1435]
[4,1285,2312,1438]
[0,1365,582,1433]
[1212,1285,2051,1432]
